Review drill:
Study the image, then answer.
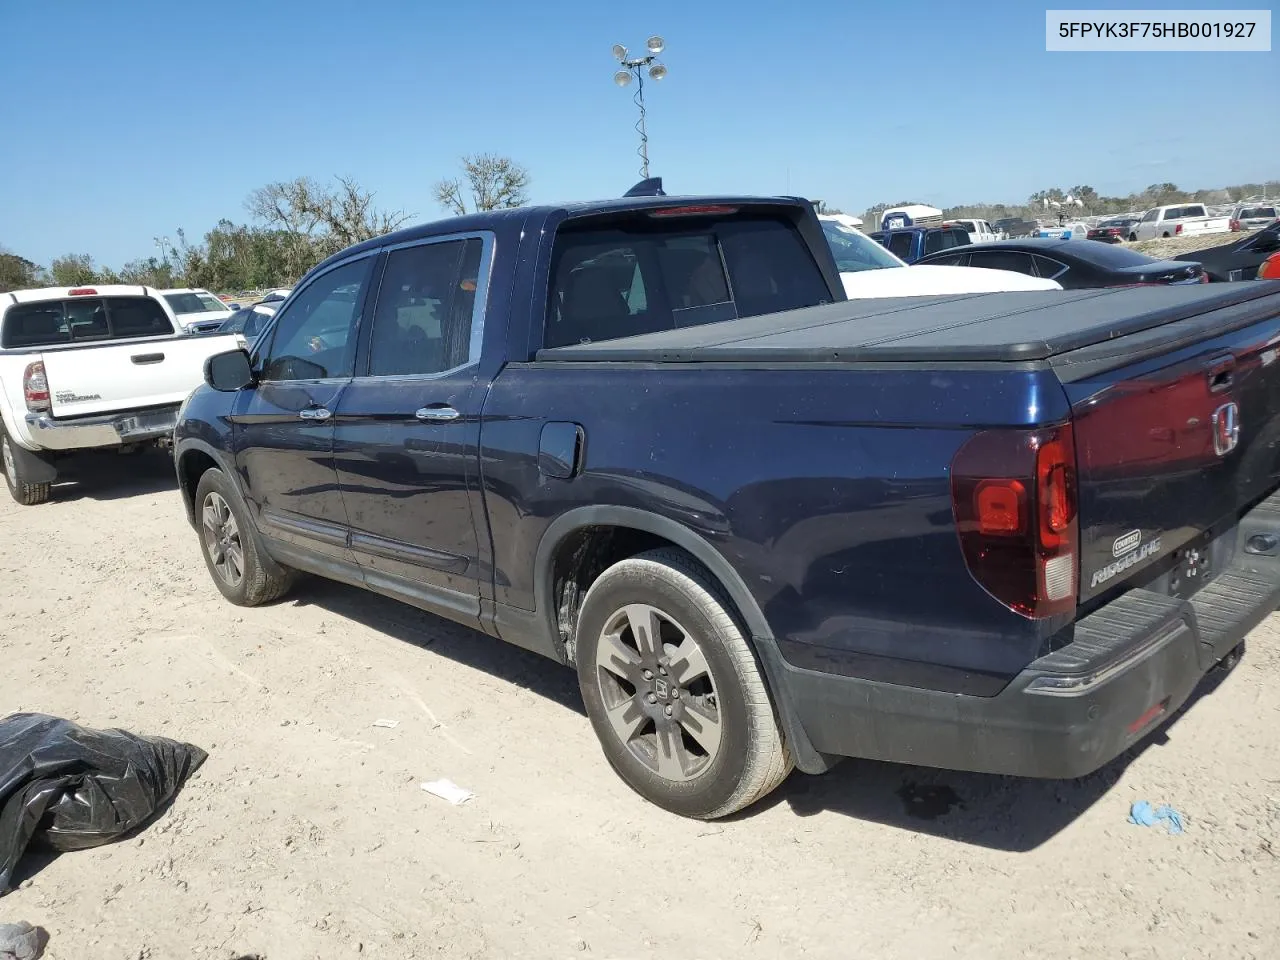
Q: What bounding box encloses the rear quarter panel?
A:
[481,362,1074,695]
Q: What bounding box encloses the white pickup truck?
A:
[0,285,241,505]
[1128,203,1233,242]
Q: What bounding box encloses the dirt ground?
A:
[1,451,1278,960]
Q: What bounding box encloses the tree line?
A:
[0,154,530,295]
[860,178,1278,225]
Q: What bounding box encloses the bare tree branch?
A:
[433,155,530,216]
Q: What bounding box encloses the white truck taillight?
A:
[23,361,50,412]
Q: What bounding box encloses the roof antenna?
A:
[624,177,666,197]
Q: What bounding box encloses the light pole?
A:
[611,36,668,180]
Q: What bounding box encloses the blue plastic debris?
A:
[1128,800,1185,835]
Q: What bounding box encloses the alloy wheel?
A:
[202,491,245,587]
[593,603,724,782]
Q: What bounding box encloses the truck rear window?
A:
[544,213,830,348]
[1,297,173,348]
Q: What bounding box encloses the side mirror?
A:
[204,349,256,392]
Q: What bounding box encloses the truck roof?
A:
[3,285,155,306]
[306,194,812,276]
[539,283,1280,379]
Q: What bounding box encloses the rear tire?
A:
[194,467,295,605]
[1,427,52,506]
[1129,233,1138,242]
[574,548,793,819]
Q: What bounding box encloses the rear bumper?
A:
[23,405,180,451]
[767,491,1280,778]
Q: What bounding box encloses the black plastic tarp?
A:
[0,714,207,893]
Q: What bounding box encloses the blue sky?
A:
[0,0,1275,267]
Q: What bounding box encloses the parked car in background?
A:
[869,224,971,263]
[176,190,1280,820]
[819,217,1059,296]
[915,238,1207,288]
[1128,204,1232,242]
[993,217,1039,239]
[1230,204,1278,231]
[1086,217,1140,243]
[1036,218,1090,240]
[161,288,235,334]
[1174,220,1280,281]
[215,300,280,347]
[0,285,242,504]
[947,218,997,244]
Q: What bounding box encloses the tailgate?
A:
[41,336,233,418]
[1063,296,1280,602]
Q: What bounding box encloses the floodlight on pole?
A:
[610,36,668,179]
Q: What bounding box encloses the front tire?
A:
[1,427,51,506]
[194,467,294,606]
[574,548,793,819]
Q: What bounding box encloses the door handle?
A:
[131,352,165,364]
[298,407,331,421]
[415,405,460,422]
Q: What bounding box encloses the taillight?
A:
[1174,224,1183,235]
[23,361,50,412]
[951,424,1078,618]
[1230,219,1241,232]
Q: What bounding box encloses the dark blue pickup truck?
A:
[174,191,1280,819]
[869,223,971,263]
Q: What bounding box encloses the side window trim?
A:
[358,230,496,381]
[252,250,377,378]
[1034,256,1068,281]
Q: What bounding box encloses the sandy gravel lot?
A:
[1,451,1278,960]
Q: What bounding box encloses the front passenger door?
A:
[333,234,493,627]
[235,255,375,559]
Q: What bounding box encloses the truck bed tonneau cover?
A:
[538,283,1280,375]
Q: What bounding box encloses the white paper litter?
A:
[372,718,400,729]
[421,778,475,805]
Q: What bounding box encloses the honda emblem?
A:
[1212,402,1239,456]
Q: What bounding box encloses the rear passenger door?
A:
[332,233,493,627]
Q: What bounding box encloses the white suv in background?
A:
[160,288,233,334]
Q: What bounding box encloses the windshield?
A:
[165,292,228,315]
[820,221,904,272]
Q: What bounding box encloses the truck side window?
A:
[259,257,372,382]
[366,238,485,377]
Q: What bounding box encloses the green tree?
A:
[0,246,44,292]
[48,253,100,286]
[434,154,530,215]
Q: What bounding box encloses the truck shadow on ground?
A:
[288,578,585,715]
[287,576,1238,851]
[760,659,1236,851]
[47,449,177,503]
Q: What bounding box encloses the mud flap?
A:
[6,437,57,483]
